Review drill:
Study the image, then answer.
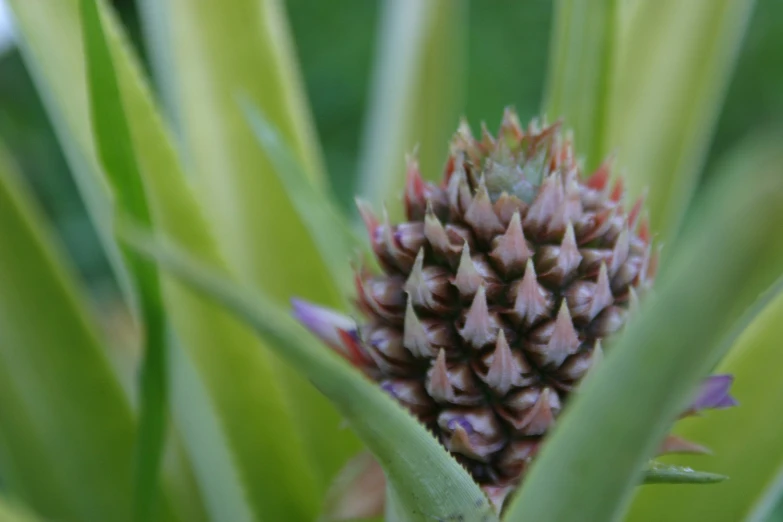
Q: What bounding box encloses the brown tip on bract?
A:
[513,259,552,326]
[519,388,558,435]
[427,349,454,403]
[609,226,630,275]
[355,198,378,235]
[546,302,580,367]
[465,181,504,241]
[491,212,532,276]
[586,157,612,190]
[404,248,432,309]
[454,241,482,297]
[590,263,614,321]
[460,285,494,348]
[486,330,521,395]
[403,298,433,358]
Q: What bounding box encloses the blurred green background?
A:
[0,0,781,292]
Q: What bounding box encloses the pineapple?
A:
[294,110,735,510]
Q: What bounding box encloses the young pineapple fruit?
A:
[295,110,735,511]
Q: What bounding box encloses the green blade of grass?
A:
[625,134,783,522]
[79,1,166,519]
[642,463,726,485]
[609,0,756,241]
[504,135,783,521]
[121,223,499,522]
[0,146,136,522]
[356,0,467,219]
[137,0,360,485]
[543,0,617,171]
[7,0,322,519]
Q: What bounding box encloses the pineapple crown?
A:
[293,109,736,513]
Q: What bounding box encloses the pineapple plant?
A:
[295,111,737,511]
[0,0,780,521]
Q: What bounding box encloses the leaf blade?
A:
[0,145,136,522]
[121,225,500,522]
[356,0,467,217]
[79,1,167,519]
[543,0,617,171]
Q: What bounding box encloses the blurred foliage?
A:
[0,0,780,289]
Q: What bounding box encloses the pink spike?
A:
[464,181,504,242]
[460,285,495,348]
[547,176,583,236]
[355,198,379,238]
[525,172,564,233]
[589,263,614,320]
[403,298,434,358]
[404,248,433,309]
[482,484,516,514]
[448,425,480,459]
[560,222,583,275]
[404,154,425,208]
[638,216,651,244]
[609,226,630,275]
[610,176,624,203]
[627,189,647,229]
[480,121,496,153]
[546,302,581,367]
[658,435,711,456]
[453,241,483,297]
[586,158,612,190]
[491,212,532,277]
[512,259,553,326]
[485,330,522,395]
[519,388,559,435]
[427,349,454,403]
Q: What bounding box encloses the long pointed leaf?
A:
[543,0,617,171]
[626,134,783,522]
[137,0,359,484]
[7,1,322,519]
[356,0,467,217]
[0,146,136,522]
[610,0,756,240]
[121,225,499,522]
[504,139,783,521]
[80,1,166,519]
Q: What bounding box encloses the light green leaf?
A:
[609,0,756,240]
[137,0,360,484]
[543,0,617,171]
[79,1,167,519]
[0,146,136,521]
[642,463,726,485]
[121,224,500,522]
[626,136,783,522]
[240,99,357,298]
[357,0,467,218]
[0,497,42,522]
[8,0,321,519]
[504,137,783,522]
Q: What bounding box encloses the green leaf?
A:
[240,99,356,298]
[0,146,136,521]
[543,0,617,171]
[356,0,467,218]
[137,0,360,484]
[8,0,322,519]
[121,224,500,522]
[0,497,42,522]
[642,462,726,485]
[504,136,783,522]
[609,0,756,240]
[626,135,783,522]
[79,1,166,519]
